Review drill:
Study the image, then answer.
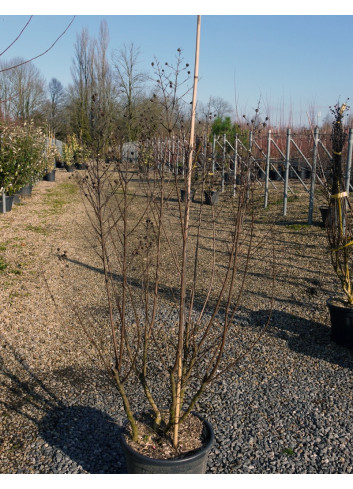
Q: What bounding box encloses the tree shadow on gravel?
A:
[0,336,128,473]
[247,308,353,370]
[38,405,127,474]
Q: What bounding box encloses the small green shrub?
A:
[0,256,7,271]
[25,225,49,235]
[282,447,295,456]
[10,268,22,275]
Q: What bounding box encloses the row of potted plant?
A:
[0,121,58,212]
[61,134,89,171]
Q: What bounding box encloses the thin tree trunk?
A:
[173,14,201,449]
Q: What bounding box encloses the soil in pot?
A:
[327,297,353,348]
[121,411,214,474]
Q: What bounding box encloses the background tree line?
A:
[0,20,238,156]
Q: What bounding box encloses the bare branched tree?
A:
[72,107,274,453]
[46,78,66,136]
[68,21,116,152]
[68,28,96,141]
[150,48,192,136]
[112,43,147,142]
[0,15,75,127]
[0,58,46,121]
[208,95,232,119]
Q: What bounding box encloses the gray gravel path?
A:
[1,171,353,474]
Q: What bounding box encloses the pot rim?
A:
[120,411,214,467]
[327,297,353,310]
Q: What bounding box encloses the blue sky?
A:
[1,4,353,126]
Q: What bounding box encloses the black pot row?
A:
[179,189,220,206]
[1,168,59,213]
[265,169,312,181]
[57,162,88,171]
[1,161,91,214]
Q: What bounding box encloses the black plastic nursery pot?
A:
[65,164,75,173]
[18,184,33,197]
[319,206,329,227]
[224,172,230,183]
[75,163,88,170]
[13,194,21,205]
[327,298,353,348]
[257,169,266,181]
[204,190,219,206]
[0,195,14,213]
[289,166,298,179]
[120,413,214,474]
[44,170,56,182]
[180,189,196,202]
[298,168,308,180]
[269,170,281,181]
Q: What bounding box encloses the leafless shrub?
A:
[73,111,274,450]
[325,101,353,303]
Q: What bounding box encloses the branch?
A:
[0,92,19,105]
[0,16,76,73]
[0,16,33,57]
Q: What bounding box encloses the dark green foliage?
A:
[210,116,248,148]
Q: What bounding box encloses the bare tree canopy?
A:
[112,42,147,141]
[0,58,46,121]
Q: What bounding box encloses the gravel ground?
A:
[0,169,352,474]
